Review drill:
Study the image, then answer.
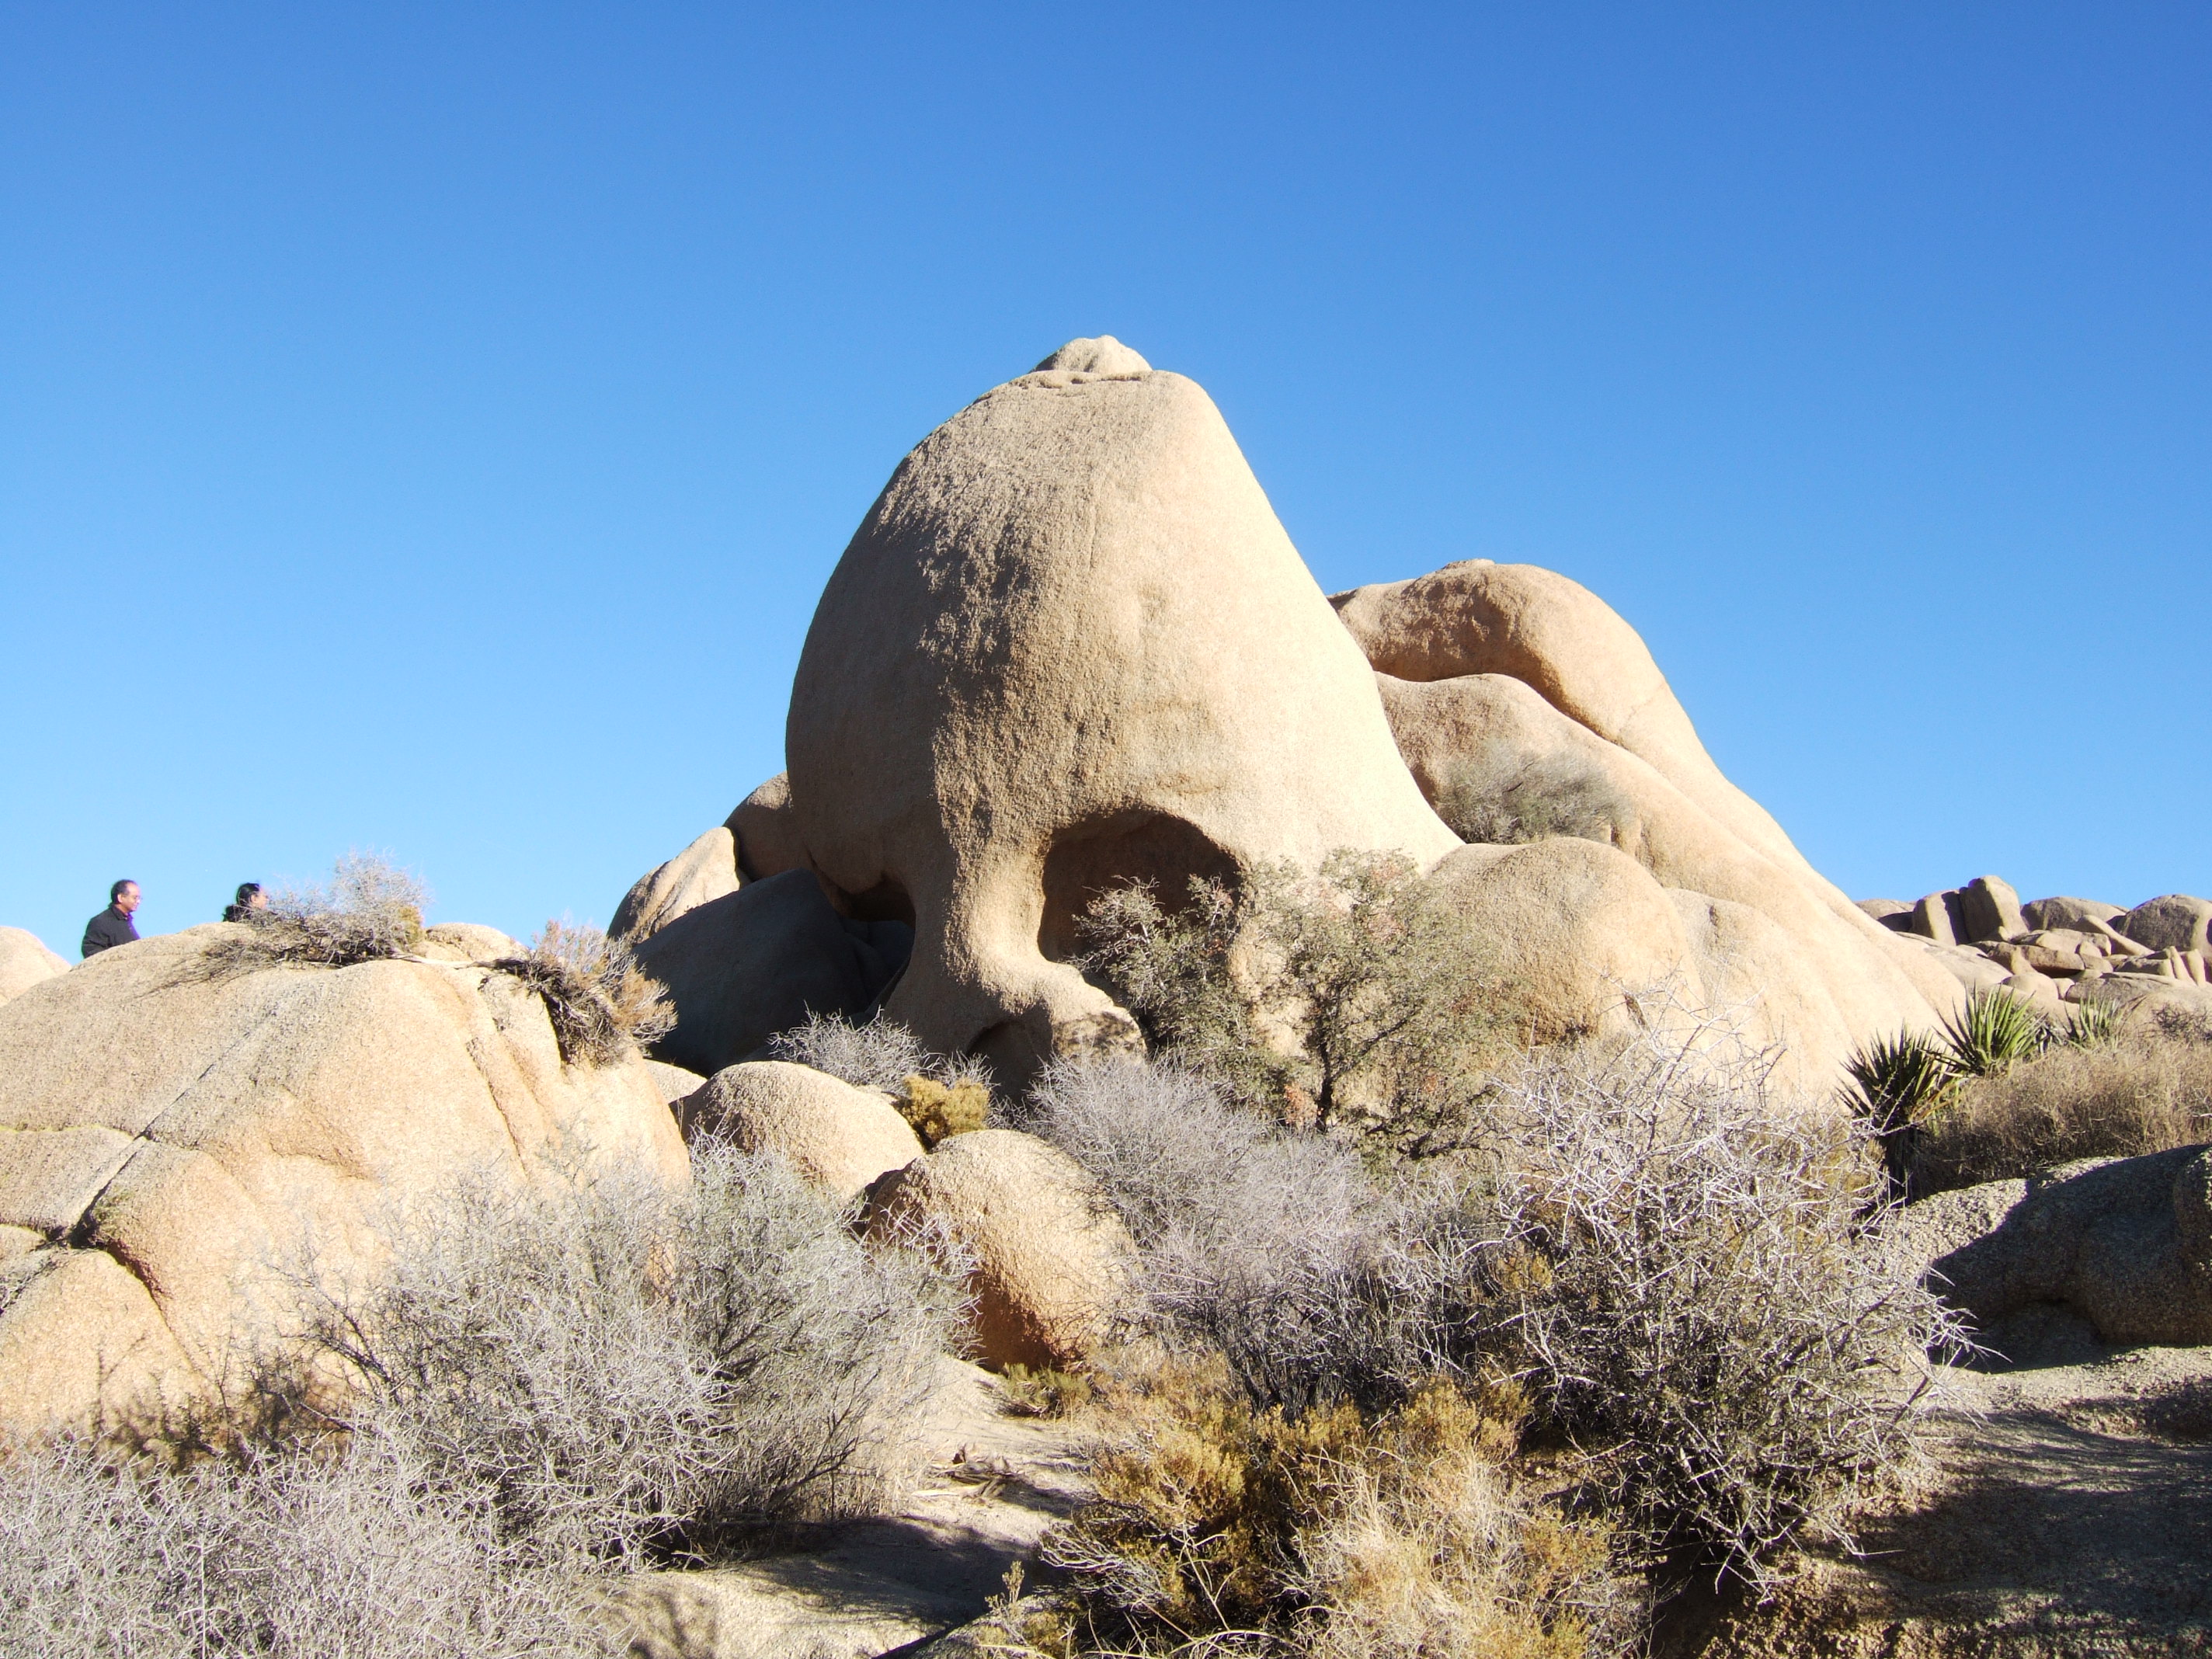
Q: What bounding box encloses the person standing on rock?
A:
[222,882,267,922]
[82,880,141,958]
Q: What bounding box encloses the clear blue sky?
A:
[5,4,2207,954]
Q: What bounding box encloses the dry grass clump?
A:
[1078,850,1513,1156]
[1030,1360,1632,1658]
[1436,738,1640,851]
[1911,1028,2212,1195]
[295,1145,958,1566]
[0,1433,604,1658]
[199,853,429,976]
[490,920,675,1067]
[1840,989,2197,1199]
[770,1010,995,1093]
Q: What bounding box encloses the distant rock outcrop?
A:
[1860,882,2212,1021]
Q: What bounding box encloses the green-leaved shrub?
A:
[1078,850,1512,1156]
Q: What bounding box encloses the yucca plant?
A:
[2061,995,2122,1051]
[1842,1031,1957,1202]
[1939,988,2049,1078]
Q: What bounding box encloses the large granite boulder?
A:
[678,1060,923,1202]
[1333,560,1956,1087]
[612,824,743,942]
[785,337,1459,1083]
[0,926,688,1438]
[630,870,913,1077]
[1932,1147,2212,1347]
[864,1129,1134,1370]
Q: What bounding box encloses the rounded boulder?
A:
[864,1128,1134,1370]
[679,1060,923,1202]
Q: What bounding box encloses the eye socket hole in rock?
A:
[1038,812,1238,967]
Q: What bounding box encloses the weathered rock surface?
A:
[0,926,688,1438]
[788,338,1459,1083]
[416,922,521,962]
[1957,875,2027,944]
[632,869,913,1078]
[866,1129,1135,1370]
[0,927,68,1007]
[679,1061,923,1202]
[1335,562,1955,1088]
[1931,1149,2212,1347]
[729,773,808,882]
[614,825,743,943]
[2121,893,2212,956]
[2023,895,2127,933]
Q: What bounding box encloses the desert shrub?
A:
[999,1364,1096,1419]
[769,1010,994,1093]
[489,920,674,1066]
[0,1433,603,1658]
[1017,1058,1386,1412]
[1078,850,1511,1156]
[1911,1029,2212,1195]
[199,853,429,976]
[297,1144,956,1566]
[895,1074,990,1147]
[1436,737,1639,850]
[1842,990,2143,1197]
[1046,1033,1959,1594]
[1038,1362,1633,1658]
[1938,986,2047,1077]
[1465,1025,1964,1589]
[1841,1030,1958,1201]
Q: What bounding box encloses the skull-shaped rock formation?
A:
[785,338,1462,1079]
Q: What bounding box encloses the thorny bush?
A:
[1034,1015,1964,1598]
[0,1433,604,1659]
[291,1144,958,1567]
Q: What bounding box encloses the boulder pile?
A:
[1859,878,2212,1021]
[617,337,1960,1104]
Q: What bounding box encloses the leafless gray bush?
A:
[1452,1020,1969,1589]
[768,1010,994,1093]
[200,852,430,976]
[300,1144,957,1566]
[1038,1028,1964,1591]
[0,1433,605,1657]
[1436,738,1640,849]
[489,920,675,1066]
[1017,1056,1393,1412]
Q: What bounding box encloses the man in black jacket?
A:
[82,880,141,958]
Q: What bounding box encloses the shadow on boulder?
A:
[633,870,913,1076]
